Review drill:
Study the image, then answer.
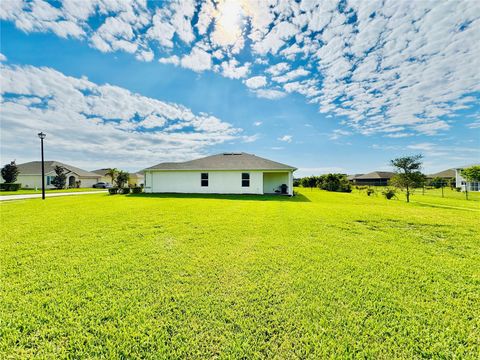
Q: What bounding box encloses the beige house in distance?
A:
[92,169,144,187]
[16,161,101,189]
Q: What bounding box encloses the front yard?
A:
[1,189,479,358]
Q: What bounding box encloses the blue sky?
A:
[1,0,479,176]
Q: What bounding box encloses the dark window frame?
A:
[242,173,250,187]
[201,172,209,187]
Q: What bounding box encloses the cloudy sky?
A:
[1,0,479,176]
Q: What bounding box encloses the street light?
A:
[38,132,46,200]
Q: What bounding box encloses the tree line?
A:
[294,155,480,202]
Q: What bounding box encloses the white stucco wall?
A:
[17,174,99,189]
[145,170,264,194]
[145,170,295,195]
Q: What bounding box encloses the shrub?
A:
[51,165,67,189]
[116,171,130,189]
[0,183,21,191]
[382,188,396,200]
[366,188,375,196]
[1,161,19,183]
[455,187,461,192]
[317,174,351,193]
[132,186,142,194]
[121,187,130,194]
[108,187,118,195]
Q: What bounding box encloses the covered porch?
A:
[263,171,293,195]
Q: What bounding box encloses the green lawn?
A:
[1,189,479,358]
[0,188,106,196]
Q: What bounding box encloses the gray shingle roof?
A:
[354,171,395,180]
[17,161,101,178]
[92,168,110,176]
[145,153,296,171]
[427,169,455,178]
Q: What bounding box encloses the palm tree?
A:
[105,168,118,186]
[116,170,130,189]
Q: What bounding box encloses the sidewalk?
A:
[0,190,107,201]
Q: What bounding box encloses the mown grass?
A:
[350,186,480,211]
[356,186,479,202]
[1,189,479,358]
[0,188,105,196]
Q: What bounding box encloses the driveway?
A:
[0,190,107,201]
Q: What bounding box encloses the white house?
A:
[144,153,296,195]
[16,161,101,189]
[455,164,480,192]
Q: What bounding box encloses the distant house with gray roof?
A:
[144,153,296,195]
[351,171,395,186]
[92,168,144,187]
[427,168,456,179]
[16,161,101,189]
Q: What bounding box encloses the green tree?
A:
[1,161,19,183]
[390,154,425,203]
[317,174,351,193]
[105,168,118,185]
[51,165,67,189]
[116,170,130,189]
[460,165,480,200]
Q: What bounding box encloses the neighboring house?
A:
[144,152,296,195]
[347,174,363,182]
[455,164,480,192]
[427,168,456,179]
[351,171,395,186]
[128,172,144,187]
[92,169,115,184]
[17,161,101,189]
[92,169,144,186]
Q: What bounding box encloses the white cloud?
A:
[242,134,260,143]
[220,59,250,79]
[329,129,352,140]
[158,55,180,66]
[414,121,450,135]
[0,63,243,170]
[467,120,480,129]
[136,49,154,62]
[253,121,262,126]
[2,0,480,138]
[278,135,292,143]
[0,53,6,62]
[272,68,309,83]
[406,142,480,159]
[255,89,286,100]
[265,62,290,76]
[180,46,212,72]
[244,76,267,89]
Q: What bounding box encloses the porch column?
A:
[288,171,293,196]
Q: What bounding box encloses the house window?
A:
[46,176,54,185]
[201,173,209,187]
[242,173,250,187]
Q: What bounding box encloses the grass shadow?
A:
[127,192,311,202]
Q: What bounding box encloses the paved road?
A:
[0,190,107,201]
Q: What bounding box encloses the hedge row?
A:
[108,187,143,195]
[0,183,21,191]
